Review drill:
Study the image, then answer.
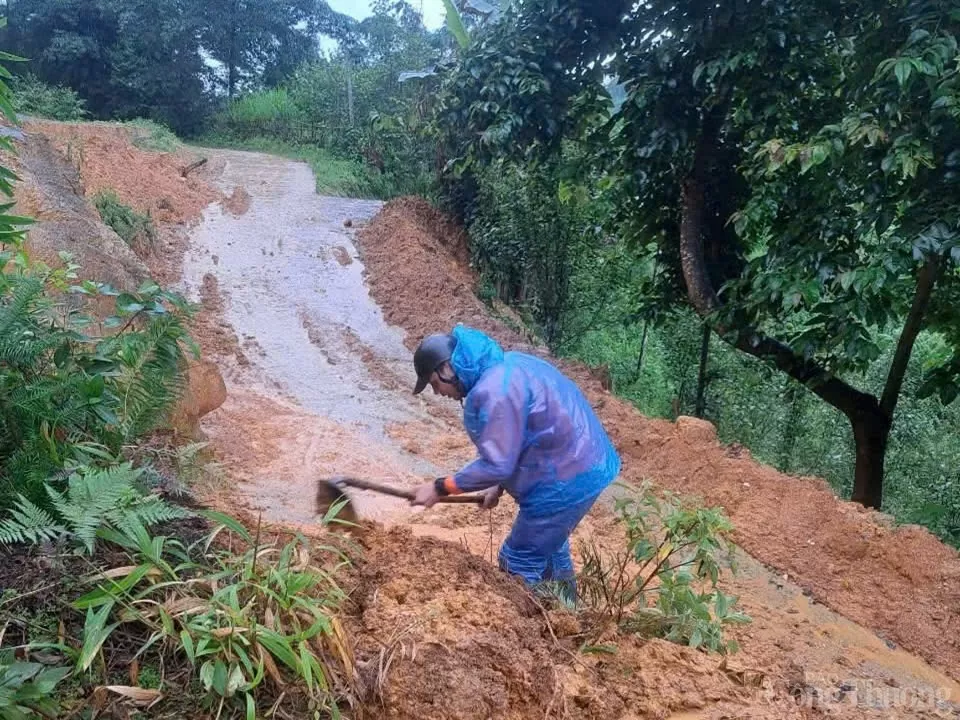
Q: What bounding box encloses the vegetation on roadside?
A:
[124,119,181,153]
[573,484,750,654]
[94,189,156,247]
[9,72,87,120]
[199,134,403,199]
[413,0,960,542]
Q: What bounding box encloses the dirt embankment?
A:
[355,196,960,685]
[5,121,228,438]
[19,120,226,290]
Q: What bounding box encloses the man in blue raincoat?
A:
[410,324,621,599]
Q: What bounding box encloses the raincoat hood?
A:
[450,325,504,393]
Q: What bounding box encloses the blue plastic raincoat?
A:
[446,325,621,587]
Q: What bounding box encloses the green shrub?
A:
[228,88,301,125]
[93,190,156,247]
[576,483,749,653]
[0,651,70,719]
[10,73,87,121]
[0,260,196,508]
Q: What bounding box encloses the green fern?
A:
[1,463,190,554]
[0,495,64,545]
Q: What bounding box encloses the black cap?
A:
[413,333,456,394]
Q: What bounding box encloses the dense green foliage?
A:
[9,72,85,119]
[0,0,355,133]
[424,0,960,519]
[93,189,156,247]
[203,2,445,198]
[0,257,197,507]
[0,50,194,513]
[0,463,189,553]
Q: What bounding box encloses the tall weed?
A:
[10,73,87,121]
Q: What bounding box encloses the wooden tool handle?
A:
[336,477,485,504]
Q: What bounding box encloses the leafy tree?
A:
[108,0,210,134]
[199,0,345,98]
[433,0,960,509]
[0,0,211,132]
[0,0,120,115]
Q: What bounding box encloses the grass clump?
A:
[93,190,156,247]
[124,119,181,152]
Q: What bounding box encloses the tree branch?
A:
[679,112,878,419]
[880,255,940,417]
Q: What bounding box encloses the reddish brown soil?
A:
[357,197,536,348]
[355,196,960,685]
[191,272,245,363]
[24,120,220,225]
[221,185,251,216]
[346,525,808,720]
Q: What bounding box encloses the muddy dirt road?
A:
[180,150,470,528]
[182,150,960,719]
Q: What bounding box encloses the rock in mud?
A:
[675,415,719,445]
[170,359,227,440]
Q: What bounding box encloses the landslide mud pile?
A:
[356,196,960,687]
[346,526,804,720]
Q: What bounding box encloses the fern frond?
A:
[42,463,189,554]
[0,495,64,545]
[118,496,190,528]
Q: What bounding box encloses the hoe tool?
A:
[315,476,484,523]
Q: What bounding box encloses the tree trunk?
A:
[346,69,355,126]
[228,0,239,99]
[676,111,941,509]
[849,404,891,509]
[694,322,710,418]
[6,0,18,54]
[778,386,804,471]
[635,319,649,375]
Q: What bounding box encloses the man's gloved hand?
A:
[411,480,440,508]
[481,486,503,510]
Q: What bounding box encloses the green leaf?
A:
[256,628,300,673]
[199,660,215,692]
[246,692,256,720]
[199,510,253,546]
[212,659,228,696]
[299,643,314,692]
[180,631,196,665]
[226,664,245,697]
[73,564,154,610]
[442,0,470,50]
[78,602,119,672]
[715,591,730,619]
[894,58,913,86]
